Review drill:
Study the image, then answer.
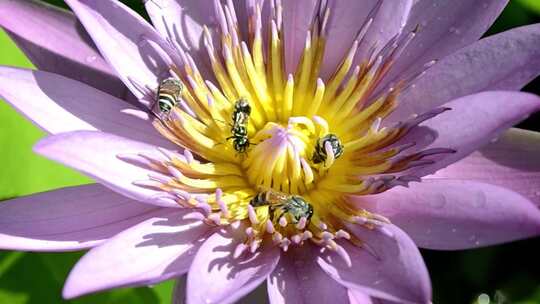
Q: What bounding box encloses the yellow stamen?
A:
[144,4,440,251]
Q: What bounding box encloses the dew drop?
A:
[478,293,490,304]
[472,191,486,208]
[449,27,461,35]
[85,55,97,63]
[429,194,447,209]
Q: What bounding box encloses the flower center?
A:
[246,117,328,194]
[131,0,454,258]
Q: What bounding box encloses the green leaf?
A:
[518,0,540,15]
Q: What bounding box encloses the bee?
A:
[227,98,252,153]
[312,133,344,164]
[250,191,314,225]
[155,77,183,116]
[232,98,251,125]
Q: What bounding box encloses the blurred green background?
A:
[0,1,539,303]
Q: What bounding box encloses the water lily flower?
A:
[1,0,540,303]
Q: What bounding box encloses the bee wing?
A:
[266,191,289,205]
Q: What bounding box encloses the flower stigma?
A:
[129,0,455,262]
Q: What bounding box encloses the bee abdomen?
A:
[249,191,269,207]
[156,78,183,115]
[158,94,177,113]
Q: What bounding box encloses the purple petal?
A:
[382,0,508,89]
[354,0,413,75]
[186,227,280,304]
[0,0,130,98]
[34,131,179,208]
[320,0,378,78]
[282,0,319,74]
[0,184,158,252]
[318,224,431,304]
[320,0,412,78]
[349,290,394,304]
[145,0,256,81]
[267,243,348,304]
[63,209,212,299]
[392,23,540,122]
[349,290,372,304]
[0,66,172,148]
[144,0,211,57]
[356,180,540,250]
[402,91,540,177]
[65,0,175,103]
[431,128,540,207]
[145,0,206,52]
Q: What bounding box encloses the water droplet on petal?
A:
[85,55,97,63]
[430,194,447,209]
[478,293,490,304]
[449,27,461,34]
[472,191,486,208]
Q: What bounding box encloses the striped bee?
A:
[232,98,251,125]
[155,77,183,116]
[250,191,314,225]
[312,133,344,164]
[227,98,252,153]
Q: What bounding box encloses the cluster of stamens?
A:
[125,0,455,261]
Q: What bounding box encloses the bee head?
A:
[313,133,344,164]
[235,98,251,115]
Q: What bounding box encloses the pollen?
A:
[131,0,454,259]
